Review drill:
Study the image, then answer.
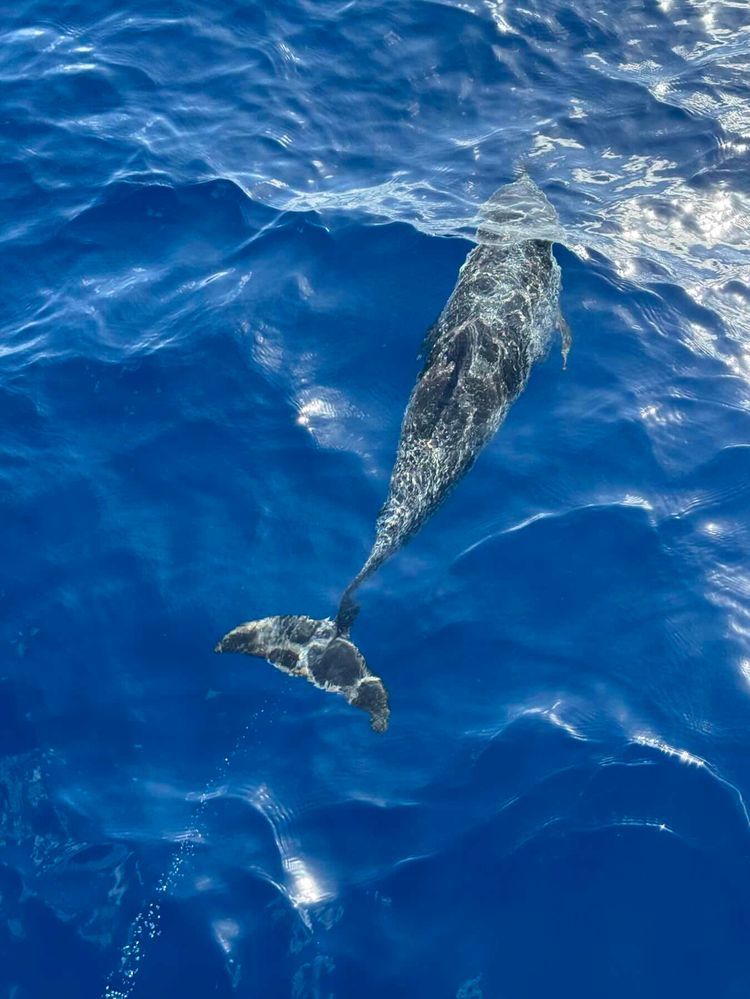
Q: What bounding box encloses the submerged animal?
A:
[216,175,570,732]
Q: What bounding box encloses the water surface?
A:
[2,1,750,996]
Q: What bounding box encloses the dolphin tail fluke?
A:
[215,614,390,732]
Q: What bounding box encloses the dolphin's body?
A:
[216,176,570,731]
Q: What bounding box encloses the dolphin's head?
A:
[477,173,562,246]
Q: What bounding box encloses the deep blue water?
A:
[3,1,750,996]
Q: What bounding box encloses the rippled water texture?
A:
[2,1,750,996]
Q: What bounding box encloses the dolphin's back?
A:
[361,233,561,578]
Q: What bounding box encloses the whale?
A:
[216,175,570,732]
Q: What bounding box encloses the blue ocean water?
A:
[3,0,750,996]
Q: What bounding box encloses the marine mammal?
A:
[216,175,570,732]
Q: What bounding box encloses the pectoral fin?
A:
[559,311,572,370]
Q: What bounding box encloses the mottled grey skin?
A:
[216,615,390,732]
[217,177,568,732]
[337,234,564,631]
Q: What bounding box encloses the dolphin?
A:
[216,175,570,732]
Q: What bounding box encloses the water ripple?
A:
[3,0,750,996]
